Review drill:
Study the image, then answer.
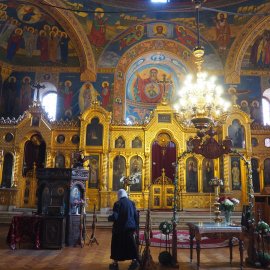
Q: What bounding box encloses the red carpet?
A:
[139,230,238,249]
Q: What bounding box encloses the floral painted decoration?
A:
[218,196,239,212]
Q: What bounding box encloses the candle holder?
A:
[209,177,223,223]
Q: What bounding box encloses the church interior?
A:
[0,0,270,269]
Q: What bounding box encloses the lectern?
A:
[36,168,88,248]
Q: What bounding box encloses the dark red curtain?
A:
[151,141,176,183]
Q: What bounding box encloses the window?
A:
[42,92,57,120]
[34,82,57,121]
[262,88,270,125]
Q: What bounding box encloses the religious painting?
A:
[115,136,125,148]
[228,119,245,148]
[231,156,241,190]
[186,157,198,193]
[113,155,126,191]
[55,153,65,168]
[86,117,103,146]
[202,158,214,193]
[129,156,142,192]
[166,196,173,207]
[56,134,65,144]
[0,2,79,67]
[251,158,260,193]
[132,137,142,148]
[264,158,270,187]
[147,23,173,38]
[88,155,99,189]
[154,195,160,207]
[31,116,40,127]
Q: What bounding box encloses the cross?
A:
[31,82,45,103]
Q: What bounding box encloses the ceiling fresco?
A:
[0,1,80,67]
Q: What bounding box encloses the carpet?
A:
[139,230,238,249]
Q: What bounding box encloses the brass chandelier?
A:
[174,0,230,130]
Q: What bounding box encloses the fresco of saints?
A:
[175,26,196,49]
[37,30,49,62]
[101,81,110,109]
[119,24,144,50]
[62,80,73,118]
[6,28,23,61]
[79,82,100,113]
[88,8,108,47]
[20,76,33,112]
[215,12,231,53]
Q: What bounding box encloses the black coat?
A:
[108,197,139,261]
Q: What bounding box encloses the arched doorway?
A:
[151,133,176,209]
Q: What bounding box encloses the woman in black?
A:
[108,189,139,270]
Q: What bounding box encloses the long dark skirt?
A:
[110,230,138,261]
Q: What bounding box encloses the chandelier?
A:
[174,1,230,130]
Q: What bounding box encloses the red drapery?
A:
[151,141,176,183]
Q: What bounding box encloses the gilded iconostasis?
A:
[0,0,270,210]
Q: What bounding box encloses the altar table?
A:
[6,215,42,250]
[187,222,244,269]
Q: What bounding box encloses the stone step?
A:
[0,208,242,230]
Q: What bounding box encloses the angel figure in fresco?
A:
[215,12,231,53]
[88,8,108,47]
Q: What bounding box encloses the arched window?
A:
[262,88,270,125]
[33,82,57,120]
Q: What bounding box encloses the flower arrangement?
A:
[159,221,173,235]
[218,196,239,212]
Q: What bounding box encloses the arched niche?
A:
[23,133,46,176]
[129,155,143,192]
[113,39,195,122]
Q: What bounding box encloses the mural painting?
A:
[0,2,79,66]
